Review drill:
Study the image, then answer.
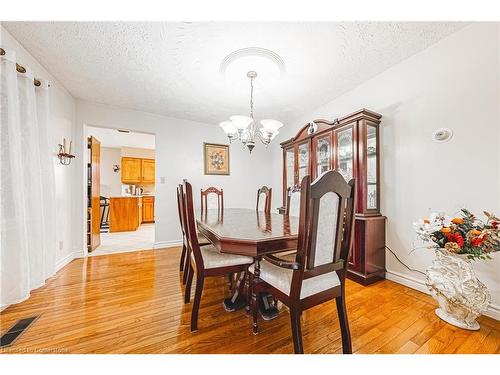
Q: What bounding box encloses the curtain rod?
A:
[0,47,49,87]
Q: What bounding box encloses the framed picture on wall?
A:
[204,143,230,175]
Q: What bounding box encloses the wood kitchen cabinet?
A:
[121,157,155,184]
[280,108,385,285]
[142,196,155,223]
[109,197,141,232]
[141,159,155,184]
[121,157,142,183]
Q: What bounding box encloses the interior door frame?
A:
[88,135,101,252]
[81,123,157,257]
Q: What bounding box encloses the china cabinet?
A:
[280,108,385,285]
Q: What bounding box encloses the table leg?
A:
[252,256,261,335]
[245,270,250,313]
[259,293,279,321]
[223,272,247,312]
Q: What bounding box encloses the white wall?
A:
[99,147,122,197]
[269,23,500,319]
[1,26,78,270]
[121,146,155,159]
[75,100,274,249]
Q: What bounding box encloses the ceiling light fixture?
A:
[219,71,283,153]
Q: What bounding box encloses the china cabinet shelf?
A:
[338,156,353,162]
[280,108,385,285]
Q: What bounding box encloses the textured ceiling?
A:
[3,22,465,125]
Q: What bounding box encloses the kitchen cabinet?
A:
[280,108,385,285]
[121,157,155,184]
[141,159,155,184]
[121,157,142,183]
[109,197,141,232]
[142,196,155,223]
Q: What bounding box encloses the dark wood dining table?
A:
[197,208,299,316]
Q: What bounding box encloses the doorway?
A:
[85,125,156,256]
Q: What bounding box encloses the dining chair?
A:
[250,170,356,354]
[200,187,223,216]
[285,185,301,217]
[256,186,272,214]
[176,186,210,285]
[182,181,254,332]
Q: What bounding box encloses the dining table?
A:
[197,208,299,321]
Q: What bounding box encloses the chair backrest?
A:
[176,186,186,239]
[291,171,356,297]
[256,186,272,213]
[182,181,205,270]
[285,185,301,217]
[201,187,223,215]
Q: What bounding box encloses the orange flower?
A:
[471,229,482,236]
[423,219,430,224]
[441,227,451,233]
[451,218,464,224]
[471,237,484,247]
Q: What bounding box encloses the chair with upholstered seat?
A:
[256,186,272,214]
[176,186,210,285]
[250,170,356,354]
[182,181,254,332]
[200,186,223,216]
[285,185,301,217]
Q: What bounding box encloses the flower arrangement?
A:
[414,209,500,260]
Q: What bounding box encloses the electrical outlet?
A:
[59,241,63,251]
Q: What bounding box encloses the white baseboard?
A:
[386,269,500,321]
[55,250,83,271]
[153,240,183,249]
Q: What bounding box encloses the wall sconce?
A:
[57,138,75,165]
[113,164,120,172]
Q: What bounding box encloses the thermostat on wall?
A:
[432,128,453,143]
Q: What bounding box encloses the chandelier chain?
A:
[250,76,254,119]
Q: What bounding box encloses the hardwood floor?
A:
[1,247,498,354]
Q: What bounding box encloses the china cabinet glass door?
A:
[336,127,354,182]
[297,142,309,183]
[285,147,295,190]
[366,124,378,210]
[315,135,331,177]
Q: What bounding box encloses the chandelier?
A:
[219,71,283,153]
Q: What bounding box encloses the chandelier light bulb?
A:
[260,119,284,133]
[230,115,253,131]
[219,121,237,135]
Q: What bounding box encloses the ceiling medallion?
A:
[219,47,286,76]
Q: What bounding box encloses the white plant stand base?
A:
[434,308,480,331]
[426,249,490,331]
